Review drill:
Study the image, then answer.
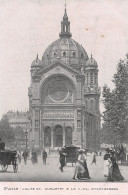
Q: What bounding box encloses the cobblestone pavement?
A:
[0,154,128,182]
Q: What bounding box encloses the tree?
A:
[0,114,15,144]
[102,54,128,144]
[100,122,115,145]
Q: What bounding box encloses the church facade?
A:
[28,7,101,150]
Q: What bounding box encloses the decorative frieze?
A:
[42,110,74,119]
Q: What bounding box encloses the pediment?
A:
[36,61,82,76]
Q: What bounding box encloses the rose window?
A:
[48,81,69,102]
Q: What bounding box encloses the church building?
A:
[28,6,101,150]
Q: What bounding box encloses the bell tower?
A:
[84,55,100,149]
[84,55,99,97]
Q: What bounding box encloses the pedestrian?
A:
[31,150,38,164]
[22,150,28,164]
[17,150,22,164]
[91,151,96,165]
[59,148,66,172]
[42,149,47,165]
[107,150,124,181]
[99,151,102,156]
[103,148,110,178]
[73,149,90,180]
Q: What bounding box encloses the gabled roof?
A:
[35,60,84,77]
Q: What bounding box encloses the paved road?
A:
[0,154,128,182]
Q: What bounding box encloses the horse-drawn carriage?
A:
[64,145,80,166]
[0,150,18,172]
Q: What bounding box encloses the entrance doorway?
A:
[54,125,63,147]
[44,126,51,147]
[65,126,72,146]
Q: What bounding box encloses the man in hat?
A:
[42,149,47,165]
[59,148,66,172]
[22,149,28,165]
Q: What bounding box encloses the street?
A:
[0,154,128,182]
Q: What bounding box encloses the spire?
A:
[59,3,72,38]
[64,3,68,18]
[36,53,38,59]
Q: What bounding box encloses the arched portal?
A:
[54,125,63,147]
[65,126,72,146]
[44,126,51,147]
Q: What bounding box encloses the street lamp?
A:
[24,129,28,149]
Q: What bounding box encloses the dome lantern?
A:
[59,3,72,38]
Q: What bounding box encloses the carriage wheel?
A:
[1,164,8,172]
[13,160,18,173]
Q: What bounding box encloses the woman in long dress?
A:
[73,150,90,180]
[103,148,110,177]
[107,150,124,181]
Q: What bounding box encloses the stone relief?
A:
[42,110,74,119]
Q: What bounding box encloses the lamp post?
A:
[24,129,28,149]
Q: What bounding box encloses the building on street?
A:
[6,110,30,148]
[28,6,101,150]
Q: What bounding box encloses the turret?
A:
[84,55,100,113]
[84,54,99,94]
[31,54,42,78]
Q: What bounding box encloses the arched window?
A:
[73,52,76,57]
[81,53,83,58]
[54,52,57,57]
[63,51,66,57]
[44,126,51,147]
[85,99,88,109]
[64,25,66,32]
[95,73,97,83]
[90,73,93,84]
[90,99,93,110]
[68,25,70,32]
[35,111,39,119]
[87,74,89,84]
[35,121,39,128]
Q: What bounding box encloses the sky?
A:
[0,0,128,118]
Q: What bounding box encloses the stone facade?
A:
[28,7,101,150]
[6,110,29,129]
[6,110,30,147]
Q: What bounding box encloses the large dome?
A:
[42,38,88,70]
[41,7,89,71]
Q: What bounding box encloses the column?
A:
[39,109,42,148]
[81,113,85,148]
[72,123,74,145]
[73,117,77,146]
[32,109,35,149]
[83,114,87,149]
[63,123,65,146]
[42,123,44,149]
[51,123,54,148]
